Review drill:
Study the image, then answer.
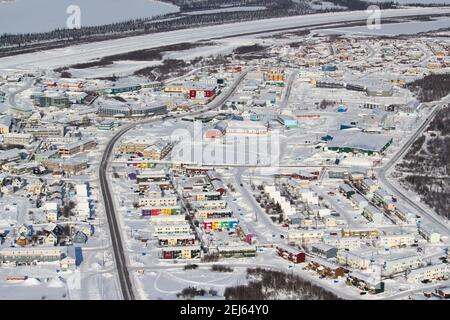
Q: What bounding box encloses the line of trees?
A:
[407,73,450,103]
[224,268,341,300]
[0,2,312,55]
[398,106,450,220]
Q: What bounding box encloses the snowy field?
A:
[134,267,248,300]
[0,277,68,300]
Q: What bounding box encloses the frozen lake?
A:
[0,0,179,35]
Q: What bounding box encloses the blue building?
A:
[106,85,142,95]
[321,64,337,72]
[277,115,299,129]
[337,105,348,113]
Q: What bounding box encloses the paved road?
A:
[235,167,288,241]
[279,70,297,110]
[98,70,248,300]
[6,77,35,108]
[378,96,450,236]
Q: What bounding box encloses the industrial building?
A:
[25,125,65,138]
[98,103,167,118]
[58,138,96,158]
[327,131,393,155]
[36,93,70,108]
[2,133,33,146]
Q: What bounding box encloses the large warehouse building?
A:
[326,131,393,155]
[98,103,167,118]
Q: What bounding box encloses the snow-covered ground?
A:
[1,7,450,70]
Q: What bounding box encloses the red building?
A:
[276,245,306,264]
[225,67,242,73]
[188,84,217,100]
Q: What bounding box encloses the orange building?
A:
[266,68,285,82]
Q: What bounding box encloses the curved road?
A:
[98,70,248,299]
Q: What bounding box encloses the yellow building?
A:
[341,228,379,238]
[142,140,173,161]
[0,115,12,134]
[428,62,442,69]
[182,248,192,259]
[164,83,187,94]
[119,138,151,154]
[266,68,285,82]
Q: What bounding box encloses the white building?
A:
[297,189,319,205]
[337,251,370,269]
[363,204,383,224]
[349,193,369,210]
[361,178,379,194]
[43,202,58,223]
[139,196,177,207]
[324,236,363,250]
[76,184,90,220]
[264,185,296,218]
[377,234,416,248]
[419,225,441,243]
[382,253,423,276]
[0,247,62,264]
[154,223,191,235]
[288,230,324,245]
[195,200,227,210]
[407,263,448,283]
[2,133,33,146]
[150,215,186,225]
